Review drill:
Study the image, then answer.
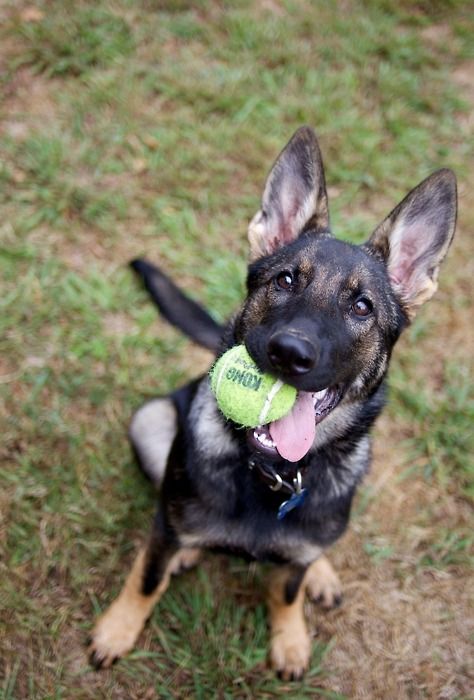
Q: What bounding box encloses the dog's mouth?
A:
[246,386,342,462]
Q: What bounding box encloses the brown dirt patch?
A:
[314,405,473,699]
[420,23,453,45]
[0,63,58,138]
[452,60,474,131]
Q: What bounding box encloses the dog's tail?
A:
[130,258,224,353]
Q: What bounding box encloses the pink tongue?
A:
[269,391,315,462]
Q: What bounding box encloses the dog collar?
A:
[248,455,308,519]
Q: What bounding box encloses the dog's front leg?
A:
[88,514,200,669]
[305,554,342,608]
[267,564,310,681]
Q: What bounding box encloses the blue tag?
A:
[277,488,308,520]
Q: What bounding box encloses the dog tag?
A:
[277,488,307,520]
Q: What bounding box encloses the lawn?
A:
[0,1,473,698]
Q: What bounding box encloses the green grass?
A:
[1,0,473,697]
[88,563,334,698]
[390,359,474,498]
[11,6,134,77]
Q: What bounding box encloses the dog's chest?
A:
[179,503,323,566]
[179,377,370,564]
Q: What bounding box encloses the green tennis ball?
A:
[210,345,297,428]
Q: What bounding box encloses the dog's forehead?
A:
[293,237,384,288]
[248,235,389,297]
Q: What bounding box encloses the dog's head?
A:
[233,127,457,461]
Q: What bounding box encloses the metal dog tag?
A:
[277,488,308,520]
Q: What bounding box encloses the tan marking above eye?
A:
[298,258,313,276]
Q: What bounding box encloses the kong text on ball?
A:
[210,345,297,428]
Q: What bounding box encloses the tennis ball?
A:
[210,345,297,428]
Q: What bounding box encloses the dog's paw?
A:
[88,605,143,670]
[270,627,311,681]
[168,547,201,576]
[305,556,342,609]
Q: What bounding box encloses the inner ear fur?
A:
[248,126,330,261]
[368,169,457,319]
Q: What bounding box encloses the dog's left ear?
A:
[368,169,457,319]
[248,126,330,261]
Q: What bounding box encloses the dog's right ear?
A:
[367,169,457,319]
[248,126,330,261]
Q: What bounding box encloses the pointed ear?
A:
[248,126,330,261]
[367,169,457,319]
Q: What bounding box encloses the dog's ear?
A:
[248,126,330,261]
[368,169,457,319]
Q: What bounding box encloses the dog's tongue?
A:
[269,391,315,463]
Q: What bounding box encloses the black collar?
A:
[248,453,307,496]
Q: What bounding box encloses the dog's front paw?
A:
[88,604,143,669]
[168,547,201,576]
[305,556,342,609]
[270,627,310,681]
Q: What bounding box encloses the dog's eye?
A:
[352,298,373,317]
[275,271,294,290]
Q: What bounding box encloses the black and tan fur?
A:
[88,127,457,680]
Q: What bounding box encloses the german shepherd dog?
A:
[88,127,457,679]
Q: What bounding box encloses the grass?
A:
[391,360,474,497]
[11,6,134,77]
[1,0,473,697]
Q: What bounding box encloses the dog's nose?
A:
[267,332,316,375]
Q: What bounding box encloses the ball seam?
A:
[213,351,231,396]
[258,379,285,425]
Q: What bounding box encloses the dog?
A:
[88,126,457,680]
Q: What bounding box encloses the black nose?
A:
[267,332,317,375]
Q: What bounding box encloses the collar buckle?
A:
[249,455,305,496]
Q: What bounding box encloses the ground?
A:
[0,1,472,698]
